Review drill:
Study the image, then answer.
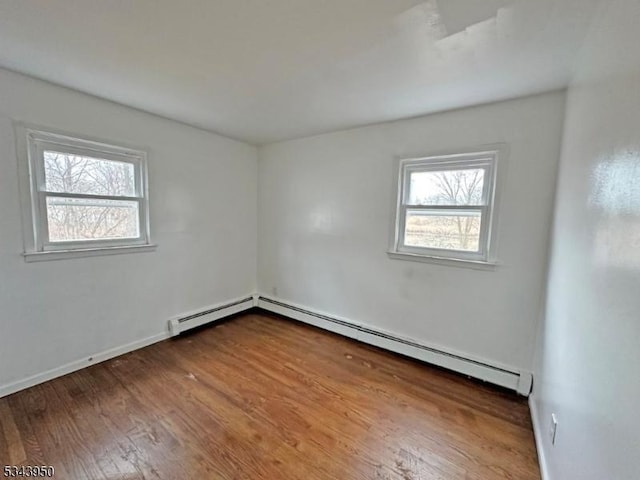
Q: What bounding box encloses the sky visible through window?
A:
[408,168,484,205]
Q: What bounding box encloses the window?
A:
[391,149,501,264]
[20,127,153,261]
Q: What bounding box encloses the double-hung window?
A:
[391,149,500,264]
[20,128,153,260]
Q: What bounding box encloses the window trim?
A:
[389,146,505,266]
[16,125,155,261]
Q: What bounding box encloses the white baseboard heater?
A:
[257,295,532,396]
[168,295,256,336]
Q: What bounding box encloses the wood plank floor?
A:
[0,312,540,479]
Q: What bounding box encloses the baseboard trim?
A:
[257,295,532,394]
[1,294,256,399]
[168,295,255,336]
[529,393,551,480]
[0,331,170,399]
[1,293,533,399]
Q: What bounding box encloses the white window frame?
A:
[389,147,504,267]
[17,126,155,262]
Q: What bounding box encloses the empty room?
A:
[0,1,638,479]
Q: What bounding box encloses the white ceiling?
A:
[0,0,601,145]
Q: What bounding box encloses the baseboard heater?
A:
[168,295,256,336]
[257,295,532,396]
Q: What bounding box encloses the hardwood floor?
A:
[0,312,540,479]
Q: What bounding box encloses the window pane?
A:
[46,197,140,242]
[408,168,485,205]
[404,209,481,252]
[44,151,136,196]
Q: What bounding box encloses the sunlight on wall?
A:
[590,149,640,215]
[590,149,640,268]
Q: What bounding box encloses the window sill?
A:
[23,244,157,263]
[386,251,498,270]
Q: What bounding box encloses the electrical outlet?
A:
[549,413,558,445]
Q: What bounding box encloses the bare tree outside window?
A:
[44,152,139,242]
[405,169,485,252]
[21,128,151,258]
[393,151,498,263]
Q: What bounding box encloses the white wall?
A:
[531,1,640,479]
[0,68,257,392]
[258,91,565,372]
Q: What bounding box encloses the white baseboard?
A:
[1,293,533,400]
[1,294,256,399]
[0,331,170,399]
[529,393,551,480]
[257,295,532,395]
